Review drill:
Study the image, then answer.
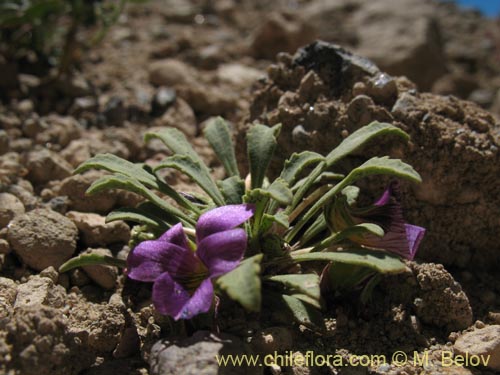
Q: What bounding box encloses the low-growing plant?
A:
[60,118,425,329]
[0,0,145,74]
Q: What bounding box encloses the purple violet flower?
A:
[329,182,425,260]
[126,204,255,320]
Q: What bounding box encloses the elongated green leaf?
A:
[154,155,225,206]
[106,204,172,230]
[218,176,245,204]
[59,253,126,273]
[267,178,292,205]
[264,210,289,229]
[291,122,409,210]
[144,128,201,163]
[74,153,159,188]
[291,248,406,274]
[281,295,325,330]
[289,157,420,241]
[87,174,195,226]
[325,262,375,292]
[342,156,421,186]
[247,124,281,189]
[216,254,263,312]
[204,117,239,177]
[280,151,324,185]
[292,172,345,192]
[325,121,409,166]
[268,274,320,301]
[330,223,384,243]
[299,214,327,245]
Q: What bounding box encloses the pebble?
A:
[66,211,130,247]
[454,325,500,371]
[0,192,25,228]
[81,248,118,290]
[8,208,78,271]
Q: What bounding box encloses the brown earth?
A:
[1,0,500,374]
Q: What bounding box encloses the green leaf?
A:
[341,156,421,186]
[218,176,245,204]
[59,253,126,273]
[216,254,263,312]
[105,203,172,230]
[154,155,225,206]
[331,223,384,243]
[280,151,324,185]
[247,124,281,189]
[360,274,382,304]
[144,128,202,163]
[267,274,320,302]
[325,121,409,167]
[204,117,239,177]
[281,295,325,330]
[261,210,289,232]
[290,157,420,240]
[74,153,159,189]
[325,262,375,292]
[291,248,407,274]
[267,178,292,205]
[300,214,327,245]
[341,185,360,206]
[291,122,409,210]
[87,174,196,226]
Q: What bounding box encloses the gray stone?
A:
[454,325,500,371]
[15,275,66,308]
[25,148,73,184]
[8,209,78,271]
[81,248,118,290]
[150,331,260,375]
[66,211,130,247]
[0,192,25,228]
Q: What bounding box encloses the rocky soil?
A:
[1,0,500,374]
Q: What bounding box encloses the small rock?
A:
[150,331,259,375]
[8,208,78,271]
[155,97,197,137]
[58,171,118,213]
[149,59,197,87]
[0,276,17,305]
[0,239,10,254]
[0,192,25,228]
[250,327,294,354]
[454,325,500,371]
[39,266,59,283]
[69,268,91,287]
[217,63,263,88]
[412,263,472,330]
[151,87,176,116]
[14,274,66,308]
[17,99,34,114]
[25,148,73,184]
[250,12,316,60]
[81,248,118,290]
[66,211,130,246]
[103,96,127,126]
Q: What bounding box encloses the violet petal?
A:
[197,228,247,277]
[152,272,191,317]
[152,274,214,320]
[127,240,200,282]
[174,278,214,320]
[405,224,426,260]
[196,204,255,242]
[158,222,189,249]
